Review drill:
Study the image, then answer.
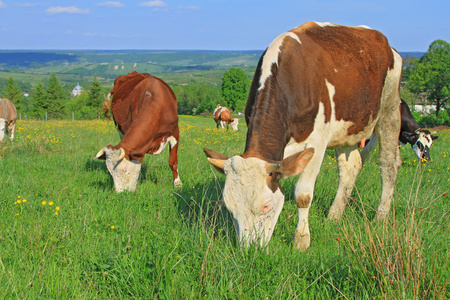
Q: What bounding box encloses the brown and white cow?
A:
[214,104,239,131]
[94,71,182,192]
[204,22,403,250]
[0,98,17,142]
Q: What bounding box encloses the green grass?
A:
[0,117,449,299]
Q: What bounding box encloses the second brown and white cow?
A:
[95,71,182,192]
[0,98,17,142]
[214,104,239,131]
[205,22,403,250]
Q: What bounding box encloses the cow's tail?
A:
[102,93,113,118]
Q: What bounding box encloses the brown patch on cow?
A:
[296,194,311,208]
[266,172,283,193]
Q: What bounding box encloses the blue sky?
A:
[0,0,448,51]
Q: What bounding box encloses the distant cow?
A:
[205,22,402,250]
[214,105,239,131]
[94,71,182,192]
[0,98,17,142]
[362,99,438,161]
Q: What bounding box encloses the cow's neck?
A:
[243,90,289,162]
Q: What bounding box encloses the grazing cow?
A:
[94,71,182,192]
[399,99,438,161]
[204,22,402,250]
[214,104,239,131]
[0,98,17,142]
[362,99,438,161]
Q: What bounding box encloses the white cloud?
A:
[46,6,90,15]
[139,0,167,8]
[178,6,199,11]
[97,1,124,8]
[0,1,5,8]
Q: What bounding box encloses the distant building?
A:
[72,83,82,97]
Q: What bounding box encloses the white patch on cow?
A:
[0,118,6,141]
[174,174,182,188]
[412,131,433,159]
[258,32,302,91]
[315,22,339,28]
[358,25,372,29]
[153,136,176,155]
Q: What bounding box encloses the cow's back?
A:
[245,22,399,159]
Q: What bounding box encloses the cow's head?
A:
[0,118,6,141]
[401,129,438,161]
[204,147,314,247]
[231,118,239,131]
[94,147,141,192]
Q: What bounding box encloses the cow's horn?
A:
[265,162,280,173]
[207,158,225,170]
[119,147,126,160]
[94,147,105,160]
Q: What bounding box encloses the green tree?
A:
[408,39,450,116]
[31,81,47,119]
[86,75,104,108]
[46,73,66,119]
[2,77,24,112]
[220,68,250,112]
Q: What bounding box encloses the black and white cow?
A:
[205,22,403,250]
[399,99,438,161]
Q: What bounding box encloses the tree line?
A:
[0,68,251,120]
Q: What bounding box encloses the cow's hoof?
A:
[173,178,182,188]
[294,231,310,252]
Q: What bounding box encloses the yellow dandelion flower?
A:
[17,195,21,198]
[49,202,54,206]
[17,200,22,204]
[42,201,46,205]
[22,199,26,203]
[55,212,58,215]
[56,206,60,211]
[111,225,115,229]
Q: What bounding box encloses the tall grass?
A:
[0,118,448,299]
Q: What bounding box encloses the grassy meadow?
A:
[0,116,449,299]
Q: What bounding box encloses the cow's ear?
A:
[204,148,228,174]
[279,148,314,178]
[431,135,438,140]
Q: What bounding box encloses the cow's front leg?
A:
[169,128,182,188]
[293,149,326,251]
[9,122,16,141]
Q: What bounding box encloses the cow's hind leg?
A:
[375,109,402,220]
[328,146,362,220]
[293,147,326,251]
[169,127,182,188]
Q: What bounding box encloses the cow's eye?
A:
[262,202,272,213]
[268,172,273,177]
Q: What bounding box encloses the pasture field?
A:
[0,117,449,299]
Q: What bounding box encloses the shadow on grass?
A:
[172,174,238,247]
